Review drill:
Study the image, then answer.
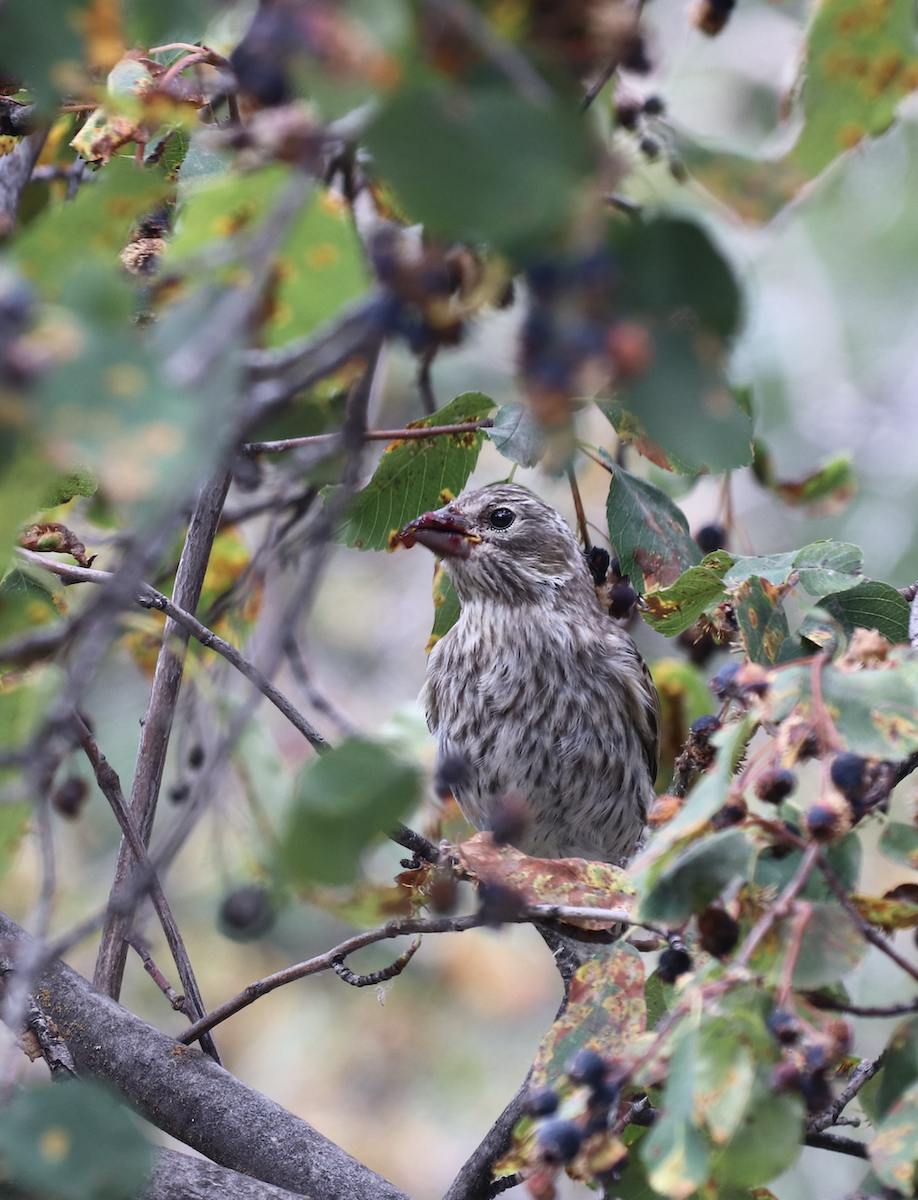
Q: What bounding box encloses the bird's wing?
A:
[639,654,662,785]
[604,626,661,785]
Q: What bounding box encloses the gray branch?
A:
[0,908,410,1200]
[143,1147,320,1200]
[0,129,47,231]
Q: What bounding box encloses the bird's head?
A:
[399,484,594,606]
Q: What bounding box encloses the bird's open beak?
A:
[399,507,482,559]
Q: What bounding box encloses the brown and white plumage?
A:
[400,484,660,864]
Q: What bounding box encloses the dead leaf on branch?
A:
[18,523,94,568]
[457,832,637,930]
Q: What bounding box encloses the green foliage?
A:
[602,451,701,591]
[337,393,494,551]
[598,217,752,476]
[0,1079,152,1200]
[872,1079,918,1194]
[0,566,64,643]
[487,402,545,468]
[41,465,99,508]
[639,829,754,924]
[0,0,84,108]
[794,0,918,176]
[878,1017,918,1118]
[365,77,593,259]
[821,581,911,643]
[279,739,422,887]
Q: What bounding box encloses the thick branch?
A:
[0,128,47,230]
[0,909,410,1200]
[142,1148,312,1200]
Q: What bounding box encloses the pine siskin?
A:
[400,484,660,864]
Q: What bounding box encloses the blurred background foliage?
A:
[1,0,918,1196]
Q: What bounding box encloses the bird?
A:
[399,483,660,866]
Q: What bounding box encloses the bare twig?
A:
[0,128,47,230]
[808,995,918,1018]
[94,470,231,1001]
[331,936,421,987]
[818,854,918,986]
[803,1131,869,1159]
[244,419,494,456]
[389,823,439,864]
[16,549,329,753]
[285,638,360,738]
[73,715,220,1061]
[178,914,484,1045]
[126,933,185,1011]
[580,60,618,111]
[808,1055,884,1134]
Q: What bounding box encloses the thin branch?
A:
[808,995,918,1018]
[285,637,361,739]
[72,715,220,1062]
[94,470,231,1001]
[244,419,493,456]
[566,464,591,551]
[580,60,619,111]
[126,933,186,1011]
[331,936,421,987]
[818,854,918,986]
[177,914,484,1045]
[803,1131,869,1159]
[808,1055,884,1135]
[16,549,329,753]
[389,823,439,864]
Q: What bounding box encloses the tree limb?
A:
[0,908,410,1200]
[0,128,46,230]
[142,1148,314,1200]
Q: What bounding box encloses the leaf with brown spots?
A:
[335,392,495,551]
[850,893,918,931]
[601,450,701,591]
[457,832,636,930]
[530,942,646,1089]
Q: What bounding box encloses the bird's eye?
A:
[489,507,515,530]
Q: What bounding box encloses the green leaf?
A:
[602,451,701,591]
[714,1086,805,1187]
[530,942,646,1090]
[364,78,593,258]
[13,158,173,298]
[724,551,799,590]
[792,541,864,597]
[0,666,61,751]
[0,803,31,884]
[766,902,867,990]
[641,564,730,637]
[879,823,918,870]
[644,970,674,1030]
[487,403,544,468]
[0,0,84,109]
[642,1024,711,1200]
[821,581,911,644]
[878,1017,918,1119]
[338,392,494,551]
[639,829,754,925]
[733,577,790,665]
[279,739,422,886]
[169,169,369,346]
[41,466,99,508]
[754,833,862,902]
[694,1019,757,1145]
[775,452,857,509]
[0,566,64,643]
[793,0,918,178]
[765,649,918,760]
[427,563,460,652]
[0,1078,152,1200]
[872,1078,918,1194]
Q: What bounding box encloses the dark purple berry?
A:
[799,1070,833,1114]
[830,753,866,798]
[695,524,727,554]
[614,101,641,129]
[526,1087,559,1117]
[435,754,472,799]
[52,777,87,819]
[691,714,721,741]
[697,907,739,957]
[657,947,692,983]
[608,582,638,619]
[642,95,665,116]
[711,661,741,698]
[477,882,526,928]
[639,136,660,159]
[567,1049,606,1088]
[586,546,611,585]
[767,1009,800,1045]
[168,781,190,803]
[710,801,747,830]
[187,744,205,769]
[806,802,850,842]
[490,793,530,845]
[219,885,276,941]
[754,768,797,805]
[538,1118,583,1164]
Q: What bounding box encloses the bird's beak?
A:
[399,506,482,559]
